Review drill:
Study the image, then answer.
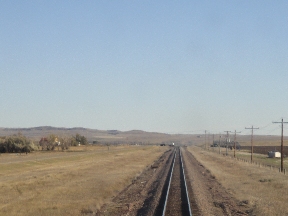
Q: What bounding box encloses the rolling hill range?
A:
[0,126,199,145]
[0,126,285,147]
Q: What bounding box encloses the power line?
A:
[265,125,282,134]
[258,121,276,130]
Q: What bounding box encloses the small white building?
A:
[268,151,281,158]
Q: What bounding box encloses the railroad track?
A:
[154,147,200,216]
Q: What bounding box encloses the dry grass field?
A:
[198,134,287,146]
[0,145,167,215]
[208,146,288,169]
[189,146,288,215]
[238,139,288,147]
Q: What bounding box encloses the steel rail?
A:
[162,149,176,216]
[160,148,193,216]
[180,149,192,216]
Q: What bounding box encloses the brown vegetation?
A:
[38,133,87,151]
[189,146,288,215]
[0,133,34,153]
[0,145,166,215]
[241,145,288,156]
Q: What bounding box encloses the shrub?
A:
[0,133,33,153]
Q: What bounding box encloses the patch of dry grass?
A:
[188,146,288,216]
[209,146,288,168]
[239,139,288,147]
[0,145,167,215]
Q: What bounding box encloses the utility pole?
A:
[219,134,222,154]
[224,131,231,156]
[213,134,215,151]
[208,132,210,150]
[233,130,241,158]
[273,119,288,172]
[205,130,207,150]
[245,126,259,162]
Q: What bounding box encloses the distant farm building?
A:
[268,151,281,158]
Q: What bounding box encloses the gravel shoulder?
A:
[182,147,252,216]
[188,146,288,216]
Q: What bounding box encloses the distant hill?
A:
[1,126,283,146]
[0,126,199,145]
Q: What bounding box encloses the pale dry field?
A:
[189,146,288,216]
[0,145,167,215]
[199,134,287,147]
[239,139,288,147]
[208,146,288,168]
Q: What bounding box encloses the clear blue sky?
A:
[1,1,288,135]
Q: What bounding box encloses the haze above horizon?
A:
[1,1,288,136]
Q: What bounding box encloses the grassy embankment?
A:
[189,146,288,215]
[0,145,167,215]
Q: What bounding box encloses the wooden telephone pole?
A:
[245,126,259,162]
[233,130,241,158]
[212,134,215,151]
[273,119,288,172]
[224,131,231,156]
[205,130,207,149]
[219,134,222,154]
